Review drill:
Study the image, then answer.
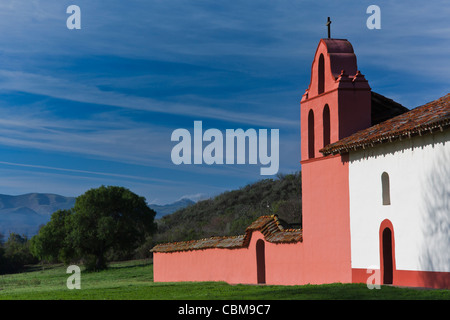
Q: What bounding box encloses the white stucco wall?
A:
[349,129,450,272]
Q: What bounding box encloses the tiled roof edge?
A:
[151,215,302,253]
[321,120,450,156]
[320,93,450,156]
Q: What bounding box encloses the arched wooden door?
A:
[380,222,395,285]
[382,228,393,284]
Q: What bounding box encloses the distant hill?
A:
[0,193,76,238]
[154,172,302,244]
[0,193,195,239]
[149,198,195,219]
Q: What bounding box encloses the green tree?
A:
[1,233,37,273]
[30,209,74,264]
[70,186,157,271]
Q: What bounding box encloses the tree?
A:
[30,209,74,264]
[70,186,157,271]
[1,233,37,273]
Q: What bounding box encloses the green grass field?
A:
[0,259,448,300]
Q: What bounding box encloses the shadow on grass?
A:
[22,263,65,273]
[108,259,153,270]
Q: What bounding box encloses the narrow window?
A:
[318,54,325,94]
[381,172,391,205]
[308,109,315,158]
[323,104,330,147]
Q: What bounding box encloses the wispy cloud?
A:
[0,160,171,184]
[0,69,298,128]
[0,105,171,167]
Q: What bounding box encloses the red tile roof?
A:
[151,215,302,253]
[321,93,450,156]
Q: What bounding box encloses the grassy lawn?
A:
[0,259,449,300]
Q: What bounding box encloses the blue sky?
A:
[0,0,448,204]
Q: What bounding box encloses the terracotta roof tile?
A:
[321,93,450,155]
[151,215,302,253]
[150,235,246,253]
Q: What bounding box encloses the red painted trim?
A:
[302,88,339,102]
[300,153,342,165]
[301,87,371,103]
[352,268,450,289]
[352,268,373,284]
[394,269,450,289]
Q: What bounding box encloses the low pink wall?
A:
[153,232,306,285]
[264,239,305,285]
[153,246,255,284]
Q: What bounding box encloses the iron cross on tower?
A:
[326,17,331,38]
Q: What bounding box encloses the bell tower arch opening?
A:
[323,104,331,147]
[308,109,315,158]
[318,54,325,94]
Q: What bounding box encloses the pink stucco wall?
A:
[154,231,306,285]
[153,245,255,284]
[300,154,352,285]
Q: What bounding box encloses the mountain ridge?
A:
[0,193,76,238]
[0,193,193,238]
[149,198,195,219]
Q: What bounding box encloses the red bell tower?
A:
[299,38,372,284]
[300,38,371,160]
